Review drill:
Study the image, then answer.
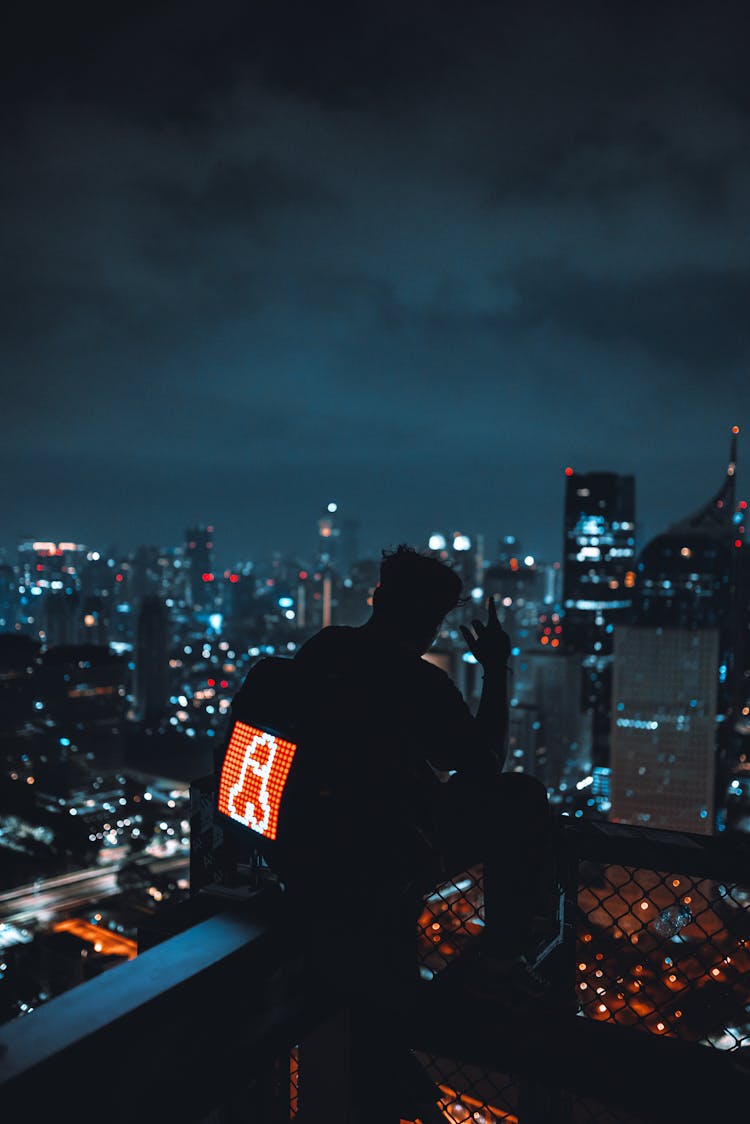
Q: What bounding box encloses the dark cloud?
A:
[485,264,750,371]
[6,2,749,126]
[2,0,456,126]
[2,1,750,564]
[147,157,336,235]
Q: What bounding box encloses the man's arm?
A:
[460,596,512,771]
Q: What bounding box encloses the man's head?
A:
[371,544,464,653]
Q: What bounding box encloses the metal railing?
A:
[0,900,323,1122]
[405,816,750,1123]
[1,814,749,1123]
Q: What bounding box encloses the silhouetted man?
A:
[292,544,553,1004]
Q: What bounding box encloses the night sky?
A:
[3,1,749,568]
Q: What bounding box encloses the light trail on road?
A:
[0,856,189,926]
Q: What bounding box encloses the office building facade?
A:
[611,430,747,833]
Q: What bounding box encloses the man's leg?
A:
[431,771,554,961]
[480,772,553,958]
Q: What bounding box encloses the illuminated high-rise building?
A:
[633,429,742,633]
[485,552,546,609]
[130,545,162,603]
[509,649,593,800]
[185,525,214,607]
[610,625,719,834]
[78,596,109,646]
[317,502,340,568]
[15,541,87,643]
[561,470,636,767]
[610,428,748,834]
[36,643,130,727]
[562,470,636,656]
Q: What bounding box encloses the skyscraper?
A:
[610,429,747,833]
[510,648,593,799]
[562,470,636,656]
[317,502,340,568]
[562,469,636,767]
[135,595,170,726]
[634,430,741,633]
[610,625,719,833]
[185,525,214,608]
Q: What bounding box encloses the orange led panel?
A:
[218,721,298,840]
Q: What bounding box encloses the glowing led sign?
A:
[218,721,297,840]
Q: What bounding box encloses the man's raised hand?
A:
[459,595,512,672]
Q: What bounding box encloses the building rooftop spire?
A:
[667,426,739,538]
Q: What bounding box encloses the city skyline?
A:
[3,3,750,564]
[1,426,744,573]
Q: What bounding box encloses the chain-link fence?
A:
[289,1045,300,1118]
[416,865,486,981]
[573,858,750,1049]
[399,820,750,1123]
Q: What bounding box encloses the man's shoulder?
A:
[295,626,358,661]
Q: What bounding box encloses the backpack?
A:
[214,655,346,884]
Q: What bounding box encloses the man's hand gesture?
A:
[459,596,511,673]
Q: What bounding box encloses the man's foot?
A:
[467,952,552,1002]
[429,949,554,1007]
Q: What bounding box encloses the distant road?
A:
[0,856,189,926]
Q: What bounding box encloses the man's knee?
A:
[499,770,547,803]
[493,771,550,829]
